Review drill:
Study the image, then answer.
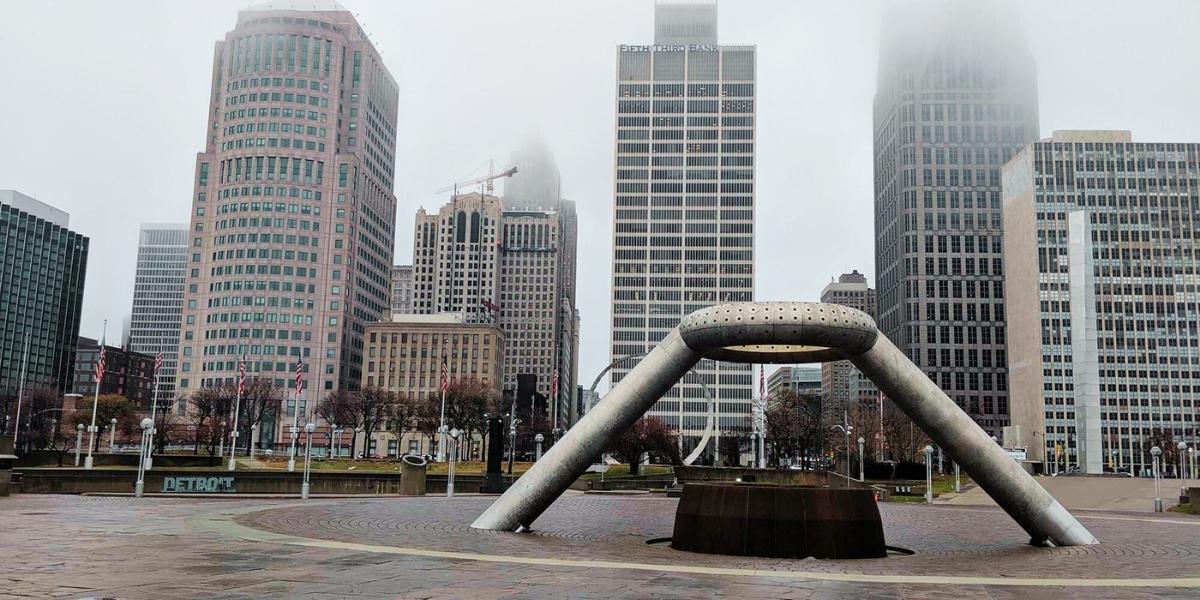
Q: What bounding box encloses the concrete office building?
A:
[610,0,756,455]
[872,1,1038,435]
[0,190,88,399]
[178,4,399,415]
[1004,131,1200,474]
[128,224,188,413]
[820,271,878,416]
[390,264,413,313]
[363,314,503,457]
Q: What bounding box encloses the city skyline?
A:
[3,0,1200,394]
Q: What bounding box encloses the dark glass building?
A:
[0,190,89,399]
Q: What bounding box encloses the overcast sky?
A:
[2,0,1199,390]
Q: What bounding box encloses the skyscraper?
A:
[128,223,188,412]
[505,142,581,427]
[610,0,755,456]
[820,270,878,419]
[0,190,88,398]
[872,1,1038,435]
[504,140,562,212]
[1003,131,1200,474]
[499,209,572,428]
[410,189,579,429]
[178,4,399,412]
[411,192,503,321]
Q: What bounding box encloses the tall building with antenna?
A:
[609,0,756,459]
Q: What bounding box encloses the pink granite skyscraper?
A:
[178,2,398,435]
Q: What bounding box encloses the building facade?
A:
[820,270,878,419]
[72,337,156,408]
[362,314,503,457]
[504,142,581,428]
[411,192,503,322]
[410,190,579,429]
[766,366,822,399]
[178,5,399,418]
[1003,131,1200,474]
[390,264,413,313]
[0,190,88,399]
[128,223,188,413]
[610,0,756,454]
[872,1,1039,435]
[498,209,570,428]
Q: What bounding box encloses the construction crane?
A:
[435,160,518,197]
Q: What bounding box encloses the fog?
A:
[1,0,1198,390]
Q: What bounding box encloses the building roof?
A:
[0,190,70,228]
[387,313,464,324]
[1048,130,1133,143]
[244,0,348,13]
[655,0,718,45]
[139,223,188,231]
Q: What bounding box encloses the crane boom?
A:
[435,166,518,195]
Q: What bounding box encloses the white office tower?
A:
[609,0,756,461]
[128,223,188,412]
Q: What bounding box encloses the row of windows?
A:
[617,100,754,114]
[202,278,319,296]
[612,249,753,262]
[615,143,754,155]
[214,186,325,202]
[225,33,333,78]
[615,195,752,207]
[217,200,322,216]
[612,290,752,302]
[617,83,754,98]
[213,217,324,234]
[223,105,327,125]
[617,129,753,141]
[211,234,321,253]
[617,155,753,167]
[614,223,753,234]
[217,156,325,186]
[616,168,753,180]
[613,276,752,289]
[613,263,751,275]
[617,115,754,127]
